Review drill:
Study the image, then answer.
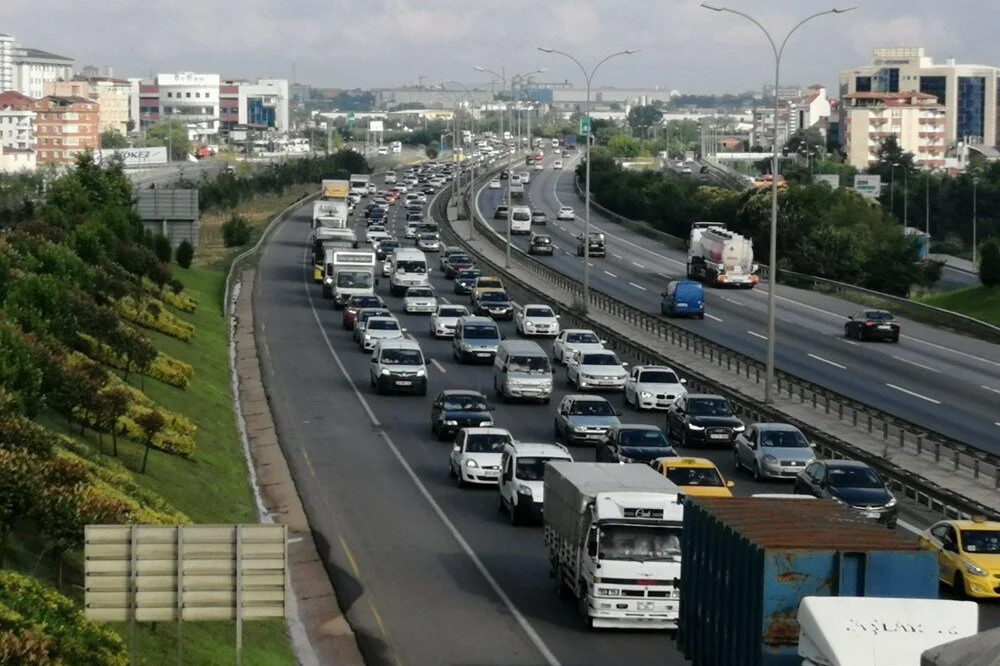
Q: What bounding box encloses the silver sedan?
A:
[733,423,816,481]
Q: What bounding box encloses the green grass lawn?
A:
[920,284,1000,327]
[13,266,296,666]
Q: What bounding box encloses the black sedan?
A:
[844,309,900,342]
[666,394,745,447]
[454,269,482,295]
[493,205,509,220]
[375,240,400,260]
[595,424,676,464]
[474,291,514,320]
[442,254,474,279]
[430,390,495,441]
[794,460,897,528]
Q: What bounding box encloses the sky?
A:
[2,0,992,95]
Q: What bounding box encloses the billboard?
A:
[814,174,840,189]
[853,175,882,199]
[369,120,384,132]
[96,147,168,167]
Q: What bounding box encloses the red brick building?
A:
[33,95,99,164]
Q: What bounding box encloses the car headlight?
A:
[380,368,390,376]
[763,455,778,465]
[619,456,634,464]
[639,391,653,398]
[572,425,587,433]
[524,321,536,328]
[885,497,896,508]
[517,484,533,496]
[687,423,705,431]
[733,424,746,433]
[364,333,372,340]
[832,496,847,506]
[479,420,493,427]
[964,561,988,577]
[443,420,458,426]
[416,368,426,377]
[465,459,479,468]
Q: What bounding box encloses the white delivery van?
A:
[510,206,532,235]
[388,247,429,296]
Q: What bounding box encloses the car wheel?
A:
[753,461,762,482]
[508,500,521,526]
[856,327,864,342]
[374,378,383,395]
[891,333,899,343]
[680,428,688,448]
[497,492,506,514]
[554,420,562,441]
[953,572,966,599]
[733,448,741,471]
[843,325,851,338]
[448,461,456,478]
[456,470,467,489]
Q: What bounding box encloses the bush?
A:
[425,146,439,159]
[175,239,194,268]
[153,234,172,263]
[929,239,963,256]
[221,214,251,247]
[115,296,195,341]
[980,238,1000,287]
[163,290,198,313]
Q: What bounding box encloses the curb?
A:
[232,267,366,666]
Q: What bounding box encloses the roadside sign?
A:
[815,174,840,189]
[347,112,356,125]
[853,174,881,199]
[579,117,591,136]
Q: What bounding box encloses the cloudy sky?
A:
[3,0,990,94]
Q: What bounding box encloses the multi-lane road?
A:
[476,154,1000,452]
[253,167,999,666]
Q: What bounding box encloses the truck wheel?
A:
[578,584,594,629]
[555,566,571,600]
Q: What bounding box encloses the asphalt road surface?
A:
[477,155,1000,452]
[253,168,999,666]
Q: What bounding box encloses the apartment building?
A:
[45,77,130,135]
[842,91,946,169]
[0,90,36,150]
[839,47,999,150]
[0,34,15,92]
[13,47,74,99]
[33,95,99,165]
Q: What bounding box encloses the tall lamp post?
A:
[537,47,640,311]
[701,3,855,405]
[973,175,979,266]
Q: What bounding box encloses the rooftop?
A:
[18,47,73,62]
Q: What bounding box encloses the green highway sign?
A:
[579,117,590,136]
[347,112,356,125]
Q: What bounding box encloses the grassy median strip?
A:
[920,285,1000,328]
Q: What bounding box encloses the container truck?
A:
[349,174,371,197]
[323,249,377,305]
[685,221,758,288]
[678,497,941,666]
[797,596,978,666]
[321,179,350,200]
[312,228,359,282]
[544,462,685,630]
[565,135,577,148]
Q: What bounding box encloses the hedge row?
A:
[163,290,198,313]
[80,333,194,389]
[115,296,195,341]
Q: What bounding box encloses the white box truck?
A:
[312,200,349,229]
[349,173,371,197]
[544,462,684,630]
[323,249,376,304]
[686,221,758,288]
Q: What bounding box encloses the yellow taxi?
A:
[918,516,1000,598]
[648,457,734,498]
[470,276,504,301]
[385,192,398,205]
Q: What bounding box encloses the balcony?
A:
[869,117,888,125]
[918,117,944,125]
[919,131,944,138]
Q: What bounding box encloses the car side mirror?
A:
[622,362,629,367]
[452,445,461,453]
[370,357,377,363]
[615,410,623,417]
[680,378,687,385]
[847,315,854,320]
[487,405,496,411]
[401,328,408,333]
[600,339,607,344]
[727,481,735,488]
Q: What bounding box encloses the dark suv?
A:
[576,232,606,257]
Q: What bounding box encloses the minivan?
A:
[452,315,502,363]
[493,340,553,403]
[510,206,531,235]
[369,338,427,395]
[660,280,705,319]
[497,441,573,525]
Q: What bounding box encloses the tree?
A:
[627,105,663,139]
[153,234,172,263]
[784,127,825,156]
[980,238,1000,287]
[143,121,191,161]
[134,409,166,473]
[221,214,251,247]
[99,130,129,149]
[95,386,132,457]
[425,146,439,159]
[175,239,194,268]
[606,135,642,158]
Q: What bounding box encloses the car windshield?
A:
[379,242,399,250]
[380,349,422,365]
[533,237,551,244]
[960,529,1000,554]
[360,310,390,322]
[337,271,374,288]
[367,319,399,331]
[865,311,893,321]
[481,292,509,303]
[686,398,733,416]
[465,434,511,453]
[458,270,482,280]
[439,307,467,317]
[640,370,679,384]
[759,429,809,448]
[419,235,438,242]
[582,353,619,366]
[525,308,553,318]
[568,400,615,416]
[599,525,682,562]
[396,260,426,274]
[464,324,499,340]
[407,289,433,298]
[516,456,566,481]
[352,297,381,308]
[619,429,670,448]
[827,466,884,489]
[665,466,724,487]
[508,355,550,374]
[448,256,471,265]
[566,332,600,344]
[441,394,488,411]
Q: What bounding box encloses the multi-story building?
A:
[841,91,946,169]
[839,47,999,151]
[0,34,15,92]
[45,78,130,135]
[786,85,832,137]
[0,144,37,173]
[219,78,289,133]
[33,95,99,165]
[13,47,74,99]
[0,90,36,150]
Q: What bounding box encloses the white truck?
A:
[322,249,377,304]
[797,596,979,666]
[349,173,371,197]
[312,200,350,229]
[509,179,525,199]
[685,221,758,288]
[544,462,684,630]
[390,140,402,154]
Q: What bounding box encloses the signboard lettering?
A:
[96,147,169,167]
[853,175,882,199]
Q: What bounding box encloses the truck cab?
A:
[325,250,377,306]
[497,441,573,525]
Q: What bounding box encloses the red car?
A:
[342,295,385,330]
[443,255,474,279]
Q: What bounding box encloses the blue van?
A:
[660,280,705,319]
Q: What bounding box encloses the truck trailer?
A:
[686,221,758,288]
[312,200,349,229]
[320,179,350,200]
[544,462,684,630]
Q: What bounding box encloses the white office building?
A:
[12,47,74,99]
[0,34,15,92]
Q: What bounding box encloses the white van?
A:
[509,180,524,199]
[389,247,430,296]
[510,206,532,235]
[369,339,427,395]
[452,316,501,363]
[497,441,573,525]
[493,340,553,402]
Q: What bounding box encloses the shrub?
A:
[221,214,251,247]
[175,239,194,268]
[980,238,1000,287]
[80,333,194,388]
[153,234,173,263]
[163,290,198,313]
[115,296,195,341]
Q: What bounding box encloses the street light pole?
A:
[925,171,931,237]
[903,167,909,228]
[973,175,979,266]
[538,47,640,313]
[701,2,855,405]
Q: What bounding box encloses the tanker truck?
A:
[686,221,758,288]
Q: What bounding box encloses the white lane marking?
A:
[808,353,847,370]
[628,282,647,291]
[302,249,562,666]
[552,244,560,250]
[704,313,723,322]
[723,297,745,306]
[897,519,921,535]
[587,262,594,267]
[612,253,623,259]
[603,270,618,278]
[564,251,573,256]
[892,355,941,374]
[748,331,768,340]
[839,338,859,347]
[982,385,1000,395]
[631,262,645,269]
[886,383,941,405]
[430,358,447,373]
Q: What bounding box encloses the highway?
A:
[253,167,1000,666]
[476,153,1000,452]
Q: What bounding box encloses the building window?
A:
[884,68,899,93]
[855,76,872,93]
[957,76,986,141]
[920,76,947,105]
[186,92,191,98]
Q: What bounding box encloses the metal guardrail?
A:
[435,168,1000,523]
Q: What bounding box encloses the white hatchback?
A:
[488,179,501,189]
[430,304,470,338]
[566,349,628,391]
[515,304,560,337]
[359,316,405,351]
[556,206,575,221]
[403,286,437,314]
[405,221,420,239]
[449,428,514,487]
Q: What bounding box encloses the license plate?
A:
[677,303,687,308]
[709,433,729,440]
[865,510,879,519]
[878,325,891,330]
[396,380,412,386]
[477,352,490,357]
[483,470,499,476]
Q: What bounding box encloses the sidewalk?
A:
[444,202,1000,517]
